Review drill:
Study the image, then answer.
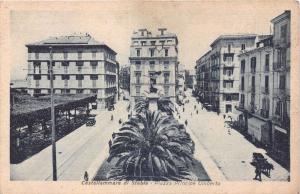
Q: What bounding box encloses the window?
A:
[62,61,69,66]
[62,75,70,80]
[33,61,41,74]
[135,72,141,84]
[150,49,155,57]
[136,49,141,57]
[150,41,156,46]
[34,89,41,94]
[164,72,170,84]
[90,75,98,80]
[76,61,84,66]
[47,75,56,80]
[150,61,155,70]
[78,51,82,60]
[241,76,244,91]
[164,86,169,96]
[250,57,256,73]
[223,81,233,88]
[136,86,141,96]
[265,54,270,72]
[228,44,231,53]
[163,61,169,65]
[141,41,146,46]
[226,104,232,113]
[92,51,97,59]
[165,49,168,57]
[63,51,68,60]
[241,44,245,50]
[33,75,41,80]
[78,66,82,72]
[265,75,269,92]
[35,52,39,59]
[280,24,287,39]
[279,75,286,89]
[76,75,84,80]
[135,61,141,69]
[66,89,70,94]
[77,89,84,94]
[90,89,98,94]
[251,76,255,90]
[91,61,98,66]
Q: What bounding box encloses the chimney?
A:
[138,29,148,36]
[158,28,167,35]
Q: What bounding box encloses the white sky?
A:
[10,1,287,80]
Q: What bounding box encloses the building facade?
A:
[26,33,118,109]
[195,51,211,104]
[271,10,290,164]
[129,28,179,109]
[195,34,257,113]
[119,65,130,92]
[237,35,274,146]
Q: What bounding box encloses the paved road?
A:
[179,89,289,181]
[11,100,129,181]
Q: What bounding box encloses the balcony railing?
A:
[260,109,269,118]
[272,114,290,130]
[273,88,290,99]
[261,87,269,94]
[273,38,290,48]
[222,62,234,67]
[223,74,234,80]
[273,61,290,72]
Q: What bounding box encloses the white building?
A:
[26,33,118,109]
[129,28,179,109]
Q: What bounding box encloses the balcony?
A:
[273,61,290,72]
[260,109,269,118]
[261,87,269,95]
[272,114,290,130]
[273,88,290,100]
[273,38,290,48]
[223,74,234,80]
[222,62,234,68]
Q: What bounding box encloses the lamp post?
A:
[49,46,57,181]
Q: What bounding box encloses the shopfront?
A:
[247,117,269,145]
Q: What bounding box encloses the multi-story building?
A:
[129,28,179,109]
[195,34,257,113]
[119,65,130,92]
[184,69,196,90]
[237,35,274,146]
[236,11,290,166]
[26,33,118,109]
[271,10,290,164]
[195,51,211,104]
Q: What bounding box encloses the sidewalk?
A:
[10,100,129,181]
[180,90,289,181]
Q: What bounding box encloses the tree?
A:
[107,110,194,181]
[107,97,195,181]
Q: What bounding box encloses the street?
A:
[10,99,129,181]
[178,89,289,181]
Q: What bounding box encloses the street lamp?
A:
[49,46,57,181]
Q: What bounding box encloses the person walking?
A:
[254,163,262,181]
[111,114,114,121]
[84,171,89,181]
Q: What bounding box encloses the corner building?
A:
[129,28,179,109]
[26,34,118,109]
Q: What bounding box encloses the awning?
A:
[247,117,268,142]
[274,125,288,134]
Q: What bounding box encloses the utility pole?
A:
[49,46,57,181]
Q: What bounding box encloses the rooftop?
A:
[271,10,290,24]
[132,28,177,39]
[210,34,257,47]
[26,33,117,54]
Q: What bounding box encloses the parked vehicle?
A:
[86,115,96,126]
[108,104,115,111]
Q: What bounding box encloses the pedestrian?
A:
[254,163,262,181]
[109,139,112,149]
[84,171,89,181]
[223,114,226,119]
[194,105,196,110]
[196,110,198,114]
[111,114,114,121]
[119,119,122,124]
[191,112,192,116]
[185,120,188,126]
[179,115,181,119]
[183,107,185,112]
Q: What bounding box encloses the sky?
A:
[10,1,288,80]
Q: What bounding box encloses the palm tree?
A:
[157,97,175,116]
[107,110,195,181]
